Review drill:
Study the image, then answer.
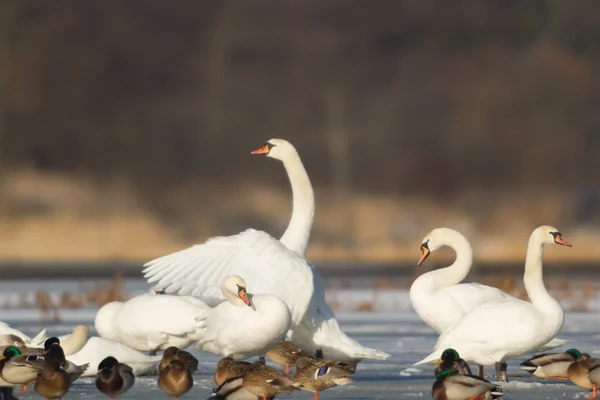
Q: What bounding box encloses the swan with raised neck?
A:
[251,139,314,256]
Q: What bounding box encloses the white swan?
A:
[195,275,291,359]
[411,227,567,353]
[0,321,46,348]
[94,293,209,353]
[56,325,90,356]
[66,336,161,377]
[416,225,571,380]
[143,139,389,361]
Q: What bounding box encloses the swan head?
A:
[221,275,252,307]
[417,227,464,266]
[533,225,572,247]
[251,139,296,161]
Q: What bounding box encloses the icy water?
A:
[2,309,599,399]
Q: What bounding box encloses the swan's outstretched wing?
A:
[143,229,315,325]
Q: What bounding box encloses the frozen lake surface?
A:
[2,308,599,399]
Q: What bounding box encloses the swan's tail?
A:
[290,310,390,361]
[26,329,47,348]
[414,349,443,366]
[535,337,568,353]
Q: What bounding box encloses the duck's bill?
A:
[554,235,572,247]
[417,248,430,266]
[431,359,443,365]
[250,145,270,155]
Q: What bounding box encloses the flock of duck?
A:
[0,139,592,399]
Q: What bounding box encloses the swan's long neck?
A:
[412,232,473,293]
[61,329,88,356]
[279,151,314,256]
[523,234,563,325]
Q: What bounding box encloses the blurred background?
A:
[0,1,600,315]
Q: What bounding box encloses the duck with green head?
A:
[520,348,581,380]
[432,369,502,400]
[433,349,472,376]
[0,345,45,385]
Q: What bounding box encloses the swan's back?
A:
[143,229,316,326]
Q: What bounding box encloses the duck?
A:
[292,356,354,400]
[195,275,291,360]
[0,345,45,385]
[143,139,389,362]
[266,341,308,374]
[95,356,135,399]
[210,376,265,399]
[416,226,572,382]
[159,346,198,374]
[587,359,600,399]
[432,369,503,400]
[95,292,210,355]
[33,353,71,400]
[214,357,259,386]
[520,348,581,379]
[411,227,568,377]
[43,338,88,381]
[158,359,193,400]
[433,348,472,376]
[568,353,597,390]
[0,321,46,348]
[242,361,300,399]
[66,336,161,377]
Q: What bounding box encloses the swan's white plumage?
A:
[416,225,570,367]
[195,276,291,359]
[143,139,389,361]
[410,227,567,354]
[66,336,161,377]
[94,294,210,352]
[0,321,46,348]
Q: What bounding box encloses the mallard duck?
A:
[568,353,596,390]
[160,346,198,374]
[158,359,193,399]
[0,345,45,385]
[292,356,353,400]
[43,340,89,381]
[433,348,472,376]
[242,361,300,399]
[215,357,255,386]
[520,348,581,379]
[95,356,135,399]
[33,352,71,400]
[432,369,503,400]
[587,360,600,399]
[266,341,308,374]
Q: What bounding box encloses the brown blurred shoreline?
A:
[0,169,598,264]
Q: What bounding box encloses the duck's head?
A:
[98,356,119,371]
[251,139,295,161]
[532,225,572,247]
[1,346,21,361]
[222,275,252,307]
[169,360,186,372]
[44,337,60,350]
[566,349,581,359]
[163,346,179,358]
[433,348,460,365]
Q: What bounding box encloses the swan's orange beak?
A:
[251,144,270,155]
[238,288,251,306]
[554,235,572,247]
[418,246,430,266]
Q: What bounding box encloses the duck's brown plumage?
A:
[158,360,193,399]
[159,346,198,374]
[568,353,596,389]
[95,356,135,398]
[266,341,308,368]
[242,362,299,398]
[292,356,354,394]
[34,360,71,399]
[214,357,255,386]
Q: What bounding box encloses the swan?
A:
[411,227,568,352]
[143,139,389,361]
[0,322,46,348]
[415,225,572,381]
[56,325,90,356]
[66,337,161,377]
[195,275,291,360]
[94,293,210,354]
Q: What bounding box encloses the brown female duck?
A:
[158,360,193,400]
[292,356,354,400]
